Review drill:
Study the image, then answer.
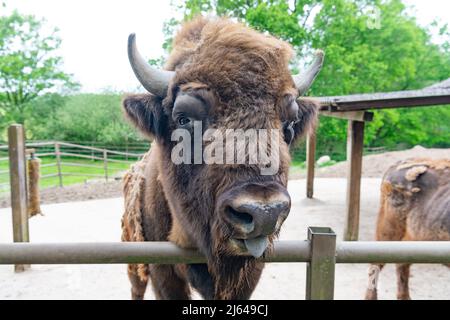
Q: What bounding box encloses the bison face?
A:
[123,32,323,260]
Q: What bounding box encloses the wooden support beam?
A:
[54,143,63,187]
[306,129,317,199]
[8,124,30,272]
[103,150,108,181]
[319,89,450,112]
[344,120,365,241]
[320,111,374,122]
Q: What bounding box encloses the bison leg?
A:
[148,265,191,300]
[396,264,411,300]
[365,211,404,300]
[187,264,215,300]
[365,264,385,300]
[366,195,408,300]
[128,268,148,300]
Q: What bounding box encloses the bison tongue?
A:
[244,236,269,258]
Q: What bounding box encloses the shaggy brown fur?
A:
[365,158,450,300]
[27,158,42,217]
[122,151,152,282]
[122,17,319,300]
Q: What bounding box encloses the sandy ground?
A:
[1,146,448,208]
[0,178,448,300]
[0,180,124,209]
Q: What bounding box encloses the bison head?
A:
[123,19,323,262]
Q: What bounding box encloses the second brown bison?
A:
[365,158,450,300]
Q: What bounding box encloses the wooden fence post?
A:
[306,130,317,199]
[344,120,365,241]
[103,150,108,181]
[8,124,30,273]
[54,143,63,187]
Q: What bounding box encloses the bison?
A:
[121,17,323,300]
[365,158,450,300]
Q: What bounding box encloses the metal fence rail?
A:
[0,238,449,300]
[336,241,450,264]
[1,241,449,265]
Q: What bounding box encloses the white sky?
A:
[2,0,450,93]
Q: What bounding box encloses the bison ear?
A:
[123,94,168,140]
[291,98,319,143]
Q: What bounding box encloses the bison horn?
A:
[293,50,325,96]
[128,33,175,97]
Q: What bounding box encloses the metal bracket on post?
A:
[306,227,336,300]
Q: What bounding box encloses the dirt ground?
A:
[0,178,449,300]
[1,146,448,209]
[0,146,450,208]
[0,146,448,299]
[0,180,123,209]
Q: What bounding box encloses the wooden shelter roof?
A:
[318,78,450,112]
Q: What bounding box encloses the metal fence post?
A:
[306,227,336,300]
[8,124,30,273]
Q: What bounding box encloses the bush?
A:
[26,93,142,144]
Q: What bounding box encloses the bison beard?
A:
[122,16,322,300]
[122,153,267,299]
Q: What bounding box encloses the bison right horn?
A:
[293,50,325,96]
[128,33,175,97]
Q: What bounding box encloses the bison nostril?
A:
[227,206,253,225]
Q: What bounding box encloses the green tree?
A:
[0,10,77,129]
[36,94,141,144]
[164,0,450,157]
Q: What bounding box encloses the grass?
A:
[0,153,132,193]
[0,151,340,194]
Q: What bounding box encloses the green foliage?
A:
[0,10,77,130]
[26,93,141,144]
[166,0,450,159]
[1,1,449,161]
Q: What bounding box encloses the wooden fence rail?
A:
[1,138,147,189]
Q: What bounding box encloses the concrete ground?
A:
[0,178,448,300]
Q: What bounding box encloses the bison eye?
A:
[178,117,191,126]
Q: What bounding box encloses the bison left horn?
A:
[128,33,175,97]
[293,50,325,95]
